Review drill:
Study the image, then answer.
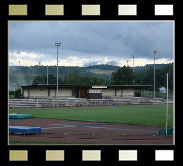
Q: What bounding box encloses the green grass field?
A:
[9,105,173,127]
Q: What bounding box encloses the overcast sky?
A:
[9,21,174,67]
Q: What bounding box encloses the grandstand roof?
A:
[21,84,152,89]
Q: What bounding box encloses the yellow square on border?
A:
[118,5,137,16]
[82,150,101,161]
[9,150,28,161]
[46,150,64,161]
[119,150,137,161]
[45,5,64,16]
[9,5,27,16]
[82,5,100,16]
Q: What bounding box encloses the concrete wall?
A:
[102,88,115,96]
[102,88,134,97]
[22,87,135,98]
[23,89,29,98]
[29,88,48,97]
[89,89,102,93]
[27,88,73,97]
[58,88,72,97]
[50,89,56,97]
[116,89,122,96]
[122,89,134,97]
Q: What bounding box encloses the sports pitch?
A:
[9,105,173,127]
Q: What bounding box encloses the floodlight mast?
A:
[132,55,134,72]
[153,50,157,98]
[55,42,61,107]
[19,61,20,88]
[47,65,48,85]
[132,55,134,84]
[166,73,169,135]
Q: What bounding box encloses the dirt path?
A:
[9,118,173,145]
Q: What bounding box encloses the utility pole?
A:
[153,50,157,98]
[55,42,61,107]
[126,60,128,66]
[47,65,48,85]
[19,61,20,88]
[132,55,134,84]
[10,68,12,91]
[132,55,134,72]
[166,73,169,135]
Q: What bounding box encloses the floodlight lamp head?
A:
[55,42,61,46]
[153,50,157,55]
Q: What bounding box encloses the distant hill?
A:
[133,64,170,73]
[9,63,173,91]
[9,64,119,90]
[9,64,120,77]
[89,69,115,75]
[85,64,119,70]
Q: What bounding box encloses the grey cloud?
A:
[9,21,174,62]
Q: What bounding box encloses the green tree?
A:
[64,75,67,84]
[67,70,80,84]
[32,75,47,85]
[48,74,56,84]
[79,76,91,85]
[139,63,173,91]
[91,77,101,85]
[161,63,173,90]
[14,88,21,98]
[32,74,63,85]
[111,66,134,85]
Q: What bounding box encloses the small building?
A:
[21,84,152,99]
[159,86,166,93]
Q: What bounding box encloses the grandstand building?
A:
[21,85,152,99]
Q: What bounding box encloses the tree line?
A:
[32,70,109,85]
[32,63,173,90]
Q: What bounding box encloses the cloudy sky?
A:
[9,21,174,67]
